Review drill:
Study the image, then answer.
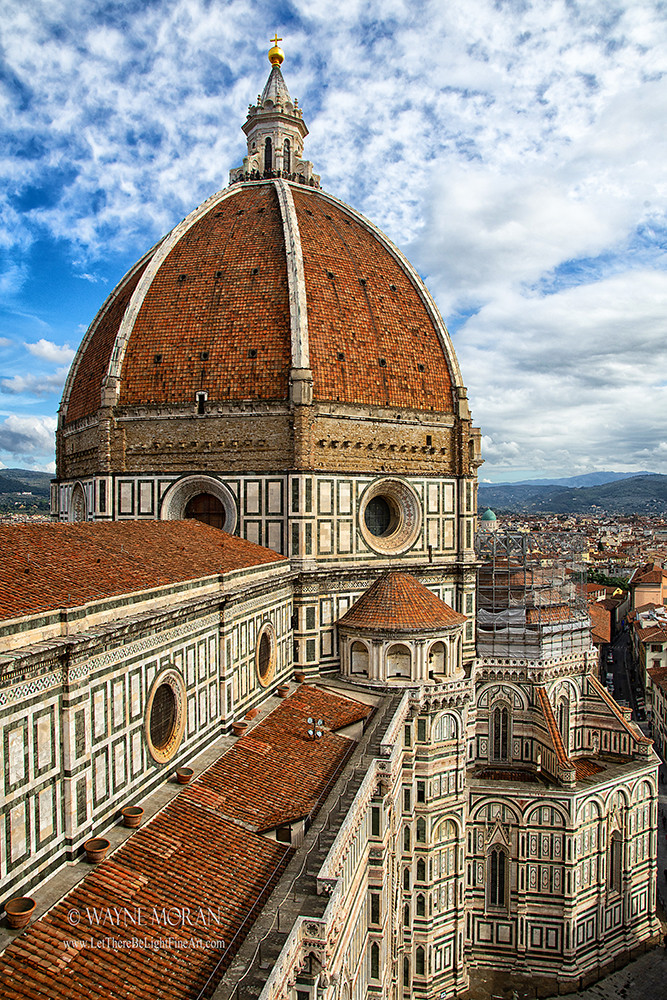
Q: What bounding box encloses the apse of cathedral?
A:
[0,38,660,1000]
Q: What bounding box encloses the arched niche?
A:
[428,640,447,677]
[387,643,411,678]
[160,475,237,534]
[350,640,369,676]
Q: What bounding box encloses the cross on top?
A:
[270,33,282,47]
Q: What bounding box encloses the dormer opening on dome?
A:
[229,37,320,188]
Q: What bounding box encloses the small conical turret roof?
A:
[338,573,467,633]
[260,64,293,107]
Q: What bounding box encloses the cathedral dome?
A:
[56,42,480,513]
[61,180,461,424]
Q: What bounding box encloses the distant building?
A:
[479,507,498,531]
[629,562,667,610]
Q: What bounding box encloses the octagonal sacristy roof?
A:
[338,572,467,634]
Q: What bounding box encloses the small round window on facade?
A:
[364,495,393,537]
[359,478,422,555]
[144,669,186,763]
[255,622,277,688]
[150,684,176,750]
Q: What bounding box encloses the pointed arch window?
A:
[558,697,570,747]
[609,831,622,893]
[264,136,273,174]
[416,858,426,882]
[370,941,380,979]
[415,946,425,977]
[283,137,291,173]
[416,817,426,843]
[488,847,507,907]
[416,893,426,916]
[491,704,510,761]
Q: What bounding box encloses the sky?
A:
[1,0,666,481]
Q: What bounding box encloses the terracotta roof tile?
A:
[64,182,461,421]
[573,757,604,779]
[64,256,153,424]
[338,572,466,633]
[0,521,284,623]
[120,185,291,406]
[199,685,371,830]
[588,601,612,644]
[589,675,652,744]
[536,687,571,768]
[293,190,455,410]
[0,686,367,1000]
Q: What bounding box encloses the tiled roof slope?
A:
[589,675,652,745]
[0,808,291,1000]
[338,572,466,633]
[588,601,612,644]
[64,255,153,424]
[63,182,461,421]
[0,521,284,622]
[199,685,371,831]
[120,184,292,406]
[293,188,455,410]
[632,563,664,585]
[536,687,571,768]
[0,686,367,1000]
[648,666,667,693]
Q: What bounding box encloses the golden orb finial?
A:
[268,33,284,66]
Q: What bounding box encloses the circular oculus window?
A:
[145,669,186,763]
[255,621,277,688]
[359,478,422,554]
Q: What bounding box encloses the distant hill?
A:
[479,475,667,516]
[0,469,51,495]
[0,468,51,512]
[480,471,653,489]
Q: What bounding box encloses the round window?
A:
[150,684,177,751]
[144,669,186,763]
[359,478,422,554]
[364,496,394,537]
[255,622,277,688]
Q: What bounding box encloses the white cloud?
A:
[0,414,56,460]
[1,366,70,395]
[0,0,666,479]
[25,339,76,364]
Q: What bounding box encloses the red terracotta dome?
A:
[61,179,463,425]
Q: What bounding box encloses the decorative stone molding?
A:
[144,666,187,763]
[159,474,237,533]
[255,620,277,688]
[358,477,422,555]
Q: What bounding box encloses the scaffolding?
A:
[475,531,591,661]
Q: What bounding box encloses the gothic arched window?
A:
[416,858,426,882]
[370,942,380,979]
[403,867,410,890]
[558,697,570,748]
[491,704,510,761]
[283,137,291,173]
[416,817,426,843]
[264,136,272,173]
[416,893,426,916]
[609,831,622,893]
[415,946,425,977]
[488,847,507,907]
